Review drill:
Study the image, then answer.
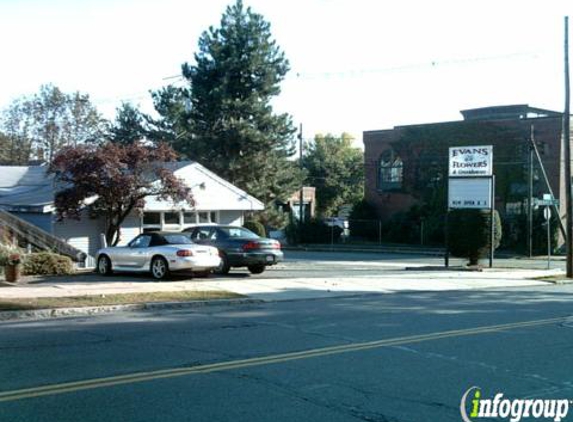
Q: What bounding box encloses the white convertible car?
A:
[96,232,221,280]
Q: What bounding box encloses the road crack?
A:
[221,371,406,422]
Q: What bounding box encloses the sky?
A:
[0,0,571,145]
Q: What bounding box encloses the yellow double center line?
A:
[0,316,566,403]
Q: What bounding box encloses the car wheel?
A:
[97,255,113,276]
[151,256,169,280]
[248,264,266,275]
[214,253,230,275]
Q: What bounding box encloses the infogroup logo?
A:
[460,387,570,422]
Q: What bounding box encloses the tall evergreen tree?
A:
[153,0,302,203]
[149,85,190,150]
[108,102,147,145]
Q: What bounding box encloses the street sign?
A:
[533,198,560,207]
[448,178,492,209]
[449,145,493,177]
[544,207,552,220]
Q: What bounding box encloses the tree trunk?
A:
[106,223,120,247]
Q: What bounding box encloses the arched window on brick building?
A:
[377,149,403,191]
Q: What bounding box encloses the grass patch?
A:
[0,290,244,311]
[532,275,570,284]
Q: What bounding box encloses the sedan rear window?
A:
[218,227,258,239]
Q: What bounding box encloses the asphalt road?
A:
[3,282,573,421]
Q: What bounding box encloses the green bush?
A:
[246,208,289,231]
[286,219,342,244]
[447,209,502,265]
[22,252,74,276]
[244,220,266,237]
[349,199,379,240]
[285,215,302,245]
[502,211,559,255]
[287,219,343,244]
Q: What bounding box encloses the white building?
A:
[0,161,264,267]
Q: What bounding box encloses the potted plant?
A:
[4,252,22,282]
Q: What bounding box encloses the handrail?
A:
[0,209,86,262]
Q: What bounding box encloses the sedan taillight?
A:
[243,241,281,250]
[176,249,194,257]
[243,241,260,251]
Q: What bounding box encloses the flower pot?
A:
[4,264,21,282]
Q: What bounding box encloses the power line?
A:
[83,50,542,117]
[160,51,540,84]
[289,51,540,80]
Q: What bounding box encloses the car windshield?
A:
[162,234,193,245]
[218,227,259,239]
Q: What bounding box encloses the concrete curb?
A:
[0,297,263,322]
[539,278,573,285]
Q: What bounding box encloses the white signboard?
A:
[449,145,493,177]
[448,178,492,209]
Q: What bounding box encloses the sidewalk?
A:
[179,268,564,301]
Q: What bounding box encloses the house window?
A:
[143,212,160,225]
[198,212,209,223]
[184,212,197,224]
[378,149,403,191]
[164,212,180,225]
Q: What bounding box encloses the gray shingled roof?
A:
[0,162,264,213]
[0,166,54,210]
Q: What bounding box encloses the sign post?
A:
[489,175,495,268]
[544,206,552,269]
[532,195,559,269]
[447,145,495,268]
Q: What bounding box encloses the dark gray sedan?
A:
[184,225,283,274]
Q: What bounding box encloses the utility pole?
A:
[528,131,534,258]
[530,125,566,239]
[564,16,572,277]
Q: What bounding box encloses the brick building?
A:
[363,105,569,226]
